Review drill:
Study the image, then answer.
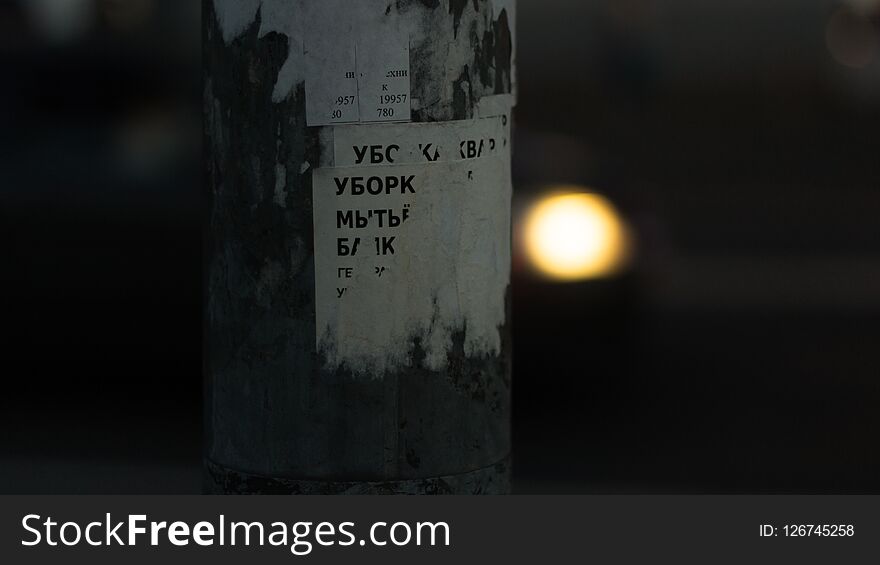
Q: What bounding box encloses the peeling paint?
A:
[449,0,477,38]
[211,0,516,111]
[212,0,261,43]
[273,163,287,207]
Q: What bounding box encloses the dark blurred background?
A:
[2,0,879,493]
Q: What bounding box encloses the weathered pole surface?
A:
[204,0,515,494]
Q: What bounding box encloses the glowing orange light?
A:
[524,191,631,281]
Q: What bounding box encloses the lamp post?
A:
[204,0,515,494]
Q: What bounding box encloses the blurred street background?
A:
[2,0,879,493]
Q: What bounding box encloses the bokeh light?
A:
[24,0,95,43]
[826,4,879,69]
[524,191,631,282]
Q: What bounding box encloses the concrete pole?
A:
[204,0,515,494]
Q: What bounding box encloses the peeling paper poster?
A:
[332,116,509,167]
[357,34,411,123]
[312,118,511,375]
[304,39,359,125]
[305,34,411,126]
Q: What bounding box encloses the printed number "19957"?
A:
[379,94,407,105]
